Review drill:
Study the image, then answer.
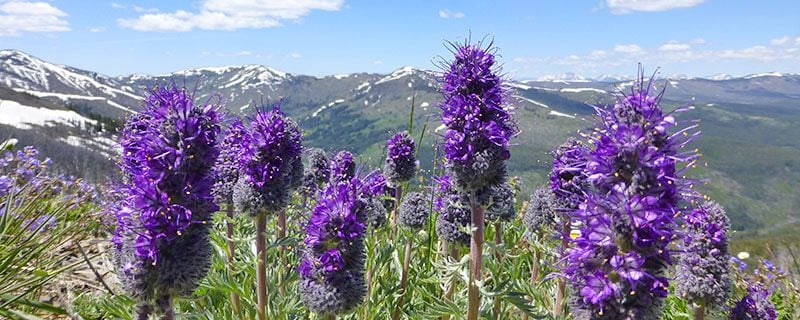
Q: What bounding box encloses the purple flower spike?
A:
[302,148,331,196]
[330,150,356,184]
[232,104,303,216]
[676,201,732,310]
[110,84,221,313]
[730,283,777,320]
[384,131,417,185]
[438,40,516,192]
[212,117,248,202]
[562,70,701,320]
[298,171,377,316]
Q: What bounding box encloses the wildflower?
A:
[232,105,303,216]
[522,188,557,235]
[563,71,701,319]
[212,117,248,202]
[730,283,777,320]
[111,85,221,318]
[439,40,516,192]
[302,148,331,195]
[676,201,732,313]
[482,182,516,223]
[398,191,430,230]
[384,131,417,185]
[298,173,376,316]
[330,150,356,184]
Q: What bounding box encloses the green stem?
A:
[554,219,570,317]
[392,185,404,240]
[467,196,484,320]
[225,203,242,316]
[278,209,287,295]
[256,213,268,320]
[392,235,413,320]
[493,222,503,319]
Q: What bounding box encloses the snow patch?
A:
[549,110,575,118]
[560,88,607,94]
[516,96,549,108]
[0,100,97,129]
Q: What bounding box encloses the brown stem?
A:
[493,222,503,319]
[256,213,268,320]
[392,185,403,240]
[532,248,540,284]
[224,203,242,316]
[694,305,706,320]
[553,220,570,317]
[322,314,336,320]
[76,241,114,295]
[467,197,484,320]
[278,209,287,295]
[393,236,414,320]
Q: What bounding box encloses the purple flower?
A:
[298,171,375,316]
[109,85,220,314]
[232,104,303,216]
[730,283,777,320]
[676,201,732,310]
[112,84,221,265]
[384,131,417,185]
[212,117,248,202]
[398,191,430,230]
[438,40,516,192]
[562,71,700,319]
[330,150,356,183]
[302,148,331,195]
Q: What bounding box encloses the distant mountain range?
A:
[1,49,799,236]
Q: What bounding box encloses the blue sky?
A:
[2,0,799,79]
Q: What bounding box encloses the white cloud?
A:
[118,0,344,32]
[288,53,302,59]
[613,44,644,53]
[658,41,691,51]
[771,36,791,45]
[606,0,705,14]
[373,60,383,65]
[0,1,70,36]
[111,2,124,9]
[89,27,106,33]
[438,9,464,19]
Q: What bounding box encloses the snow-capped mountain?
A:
[535,72,590,82]
[0,50,141,117]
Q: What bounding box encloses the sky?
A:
[1,0,799,79]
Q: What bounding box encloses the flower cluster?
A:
[435,198,471,245]
[676,201,732,310]
[398,191,430,230]
[303,147,331,195]
[439,41,516,192]
[384,131,417,185]
[233,105,303,216]
[563,74,700,319]
[549,138,589,207]
[523,188,557,235]
[212,117,248,202]
[730,283,777,320]
[482,182,516,223]
[330,150,356,183]
[113,85,222,264]
[110,85,220,309]
[298,172,382,316]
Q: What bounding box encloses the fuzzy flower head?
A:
[303,148,330,195]
[676,201,732,309]
[482,182,516,223]
[398,191,430,230]
[299,171,380,316]
[563,70,701,319]
[438,39,516,192]
[212,117,248,202]
[730,283,777,320]
[113,84,221,266]
[384,131,417,185]
[330,150,356,184]
[550,138,589,206]
[435,197,471,245]
[523,188,558,236]
[233,104,303,215]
